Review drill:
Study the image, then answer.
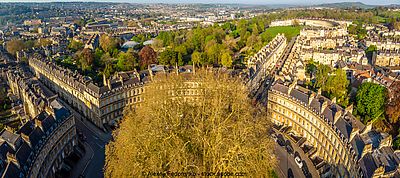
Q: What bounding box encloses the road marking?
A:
[82,142,95,177]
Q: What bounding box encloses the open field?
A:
[264,26,302,42]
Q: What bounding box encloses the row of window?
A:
[269,94,351,168]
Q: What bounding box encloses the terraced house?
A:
[268,81,400,178]
[27,52,148,130]
[1,65,77,178]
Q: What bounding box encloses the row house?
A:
[268,81,400,178]
[375,49,400,67]
[0,65,77,178]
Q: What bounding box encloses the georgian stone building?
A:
[6,66,57,120]
[0,65,77,178]
[247,34,287,90]
[375,49,400,67]
[267,81,400,177]
[27,52,147,130]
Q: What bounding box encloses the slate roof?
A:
[271,83,289,94]
[335,117,353,140]
[15,142,32,167]
[290,88,309,104]
[0,130,20,149]
[270,82,400,177]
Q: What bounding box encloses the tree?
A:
[365,45,377,63]
[314,64,331,88]
[105,71,276,177]
[116,49,138,71]
[103,63,115,79]
[305,60,317,78]
[205,40,220,65]
[79,48,94,70]
[159,49,177,66]
[35,38,52,47]
[356,82,387,124]
[177,52,184,66]
[138,46,157,69]
[386,81,400,124]
[191,51,202,67]
[323,69,349,107]
[6,39,26,56]
[151,38,164,51]
[68,40,84,52]
[221,51,233,68]
[100,34,119,54]
[0,88,7,112]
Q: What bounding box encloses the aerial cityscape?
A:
[0,1,399,178]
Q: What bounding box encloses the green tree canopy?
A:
[356,82,387,124]
[221,51,233,68]
[159,49,177,66]
[191,51,202,67]
[100,34,120,54]
[323,69,350,107]
[116,49,138,71]
[68,40,84,52]
[314,64,331,88]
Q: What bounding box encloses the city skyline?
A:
[0,0,399,5]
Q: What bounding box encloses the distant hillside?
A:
[315,2,376,9]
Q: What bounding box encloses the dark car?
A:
[285,140,294,155]
[277,134,285,146]
[288,168,294,178]
[302,160,312,178]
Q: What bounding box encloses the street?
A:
[275,143,305,178]
[56,99,111,178]
[75,119,109,178]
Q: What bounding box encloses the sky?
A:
[0,0,399,5]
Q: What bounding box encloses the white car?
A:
[295,156,303,169]
[271,134,277,142]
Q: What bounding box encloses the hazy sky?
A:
[0,0,399,5]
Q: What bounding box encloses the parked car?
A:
[294,151,300,159]
[277,134,285,146]
[302,160,312,178]
[271,133,277,142]
[295,156,303,169]
[288,168,294,178]
[285,140,294,155]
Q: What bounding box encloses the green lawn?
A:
[263,26,303,42]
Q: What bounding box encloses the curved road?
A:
[275,143,306,178]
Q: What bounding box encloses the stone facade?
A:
[375,50,400,67]
[27,52,147,130]
[267,81,400,178]
[247,34,287,90]
[0,65,77,178]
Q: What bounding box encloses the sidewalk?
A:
[69,142,94,178]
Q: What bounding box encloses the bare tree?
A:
[105,71,276,177]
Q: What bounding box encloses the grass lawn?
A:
[263,26,303,42]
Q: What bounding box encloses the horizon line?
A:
[0,1,398,6]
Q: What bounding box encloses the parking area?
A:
[272,128,319,178]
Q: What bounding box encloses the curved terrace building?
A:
[267,81,400,177]
[1,65,77,178]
